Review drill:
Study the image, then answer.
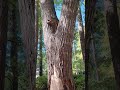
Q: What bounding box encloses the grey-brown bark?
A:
[116,0,120,27]
[0,0,8,89]
[10,4,18,90]
[104,0,120,89]
[40,0,79,90]
[77,4,85,61]
[35,0,39,60]
[10,40,18,90]
[90,33,99,81]
[85,0,96,89]
[18,0,36,90]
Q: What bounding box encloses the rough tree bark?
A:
[35,0,39,59]
[104,0,120,89]
[40,0,79,90]
[85,0,96,89]
[18,0,36,90]
[10,3,18,90]
[0,0,8,90]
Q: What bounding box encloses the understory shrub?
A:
[36,76,47,90]
[36,74,85,90]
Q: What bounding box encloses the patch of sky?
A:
[55,1,85,26]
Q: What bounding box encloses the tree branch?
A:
[40,0,58,34]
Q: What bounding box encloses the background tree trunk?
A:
[77,4,85,61]
[40,0,79,90]
[85,0,96,89]
[90,33,99,81]
[0,0,8,89]
[104,0,120,89]
[35,0,43,76]
[39,29,43,76]
[35,0,39,60]
[18,0,36,90]
[10,4,18,90]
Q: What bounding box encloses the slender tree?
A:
[39,29,43,76]
[35,0,39,60]
[77,3,85,61]
[40,0,79,90]
[85,0,96,89]
[104,0,120,89]
[35,0,43,76]
[18,0,36,90]
[0,0,8,89]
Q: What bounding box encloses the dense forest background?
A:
[0,0,120,90]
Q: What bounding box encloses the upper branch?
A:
[40,0,58,34]
[56,0,80,34]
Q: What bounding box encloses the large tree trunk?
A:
[10,3,18,90]
[11,44,18,90]
[18,0,36,90]
[104,0,120,89]
[40,0,79,90]
[0,0,8,89]
[77,4,85,61]
[85,0,96,89]
[10,40,18,90]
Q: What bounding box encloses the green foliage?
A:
[54,0,62,10]
[36,75,85,90]
[18,74,28,90]
[36,76,47,90]
[72,30,84,74]
[89,77,116,90]
[4,78,11,90]
[4,72,13,90]
[37,49,47,75]
[73,74,85,90]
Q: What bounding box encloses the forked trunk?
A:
[40,0,79,90]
